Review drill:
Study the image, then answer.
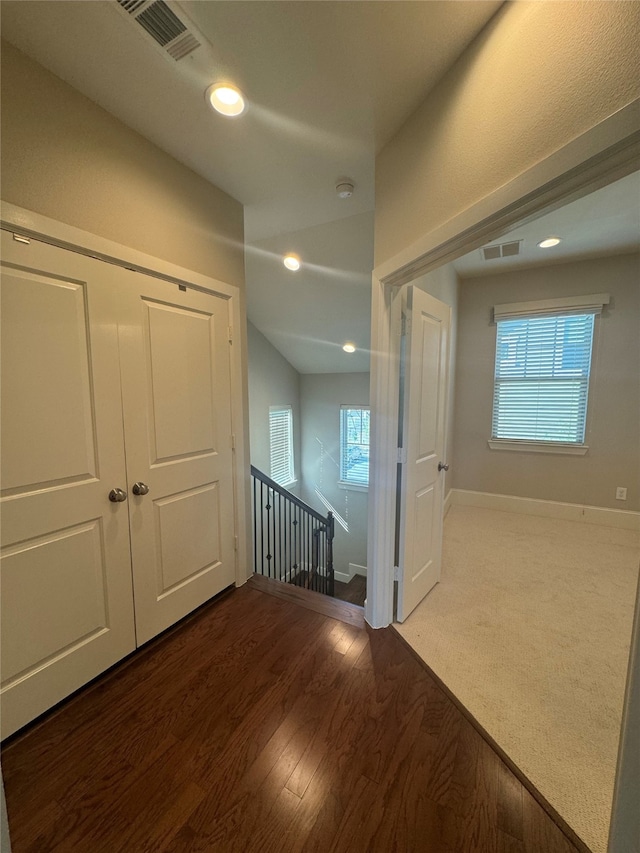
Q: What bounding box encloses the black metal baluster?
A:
[260,481,265,575]
[267,486,273,578]
[278,492,282,583]
[253,475,257,574]
[304,509,308,587]
[308,514,313,591]
[285,497,289,582]
[293,503,298,584]
[321,527,325,595]
[308,512,311,589]
[272,487,277,580]
[327,512,335,597]
[301,506,306,587]
[250,467,336,597]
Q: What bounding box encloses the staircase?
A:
[251,466,335,597]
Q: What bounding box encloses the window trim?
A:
[338,481,369,492]
[490,294,608,452]
[493,293,610,321]
[339,405,370,489]
[488,439,588,455]
[268,405,295,487]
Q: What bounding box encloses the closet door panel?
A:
[154,483,221,594]
[0,267,97,492]
[0,233,136,739]
[117,273,236,645]
[1,520,108,683]
[146,301,217,461]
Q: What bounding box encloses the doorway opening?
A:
[368,113,639,851]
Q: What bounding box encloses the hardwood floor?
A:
[2,580,584,853]
[333,574,367,608]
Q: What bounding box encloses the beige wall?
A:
[247,322,301,492]
[452,253,640,511]
[301,373,370,577]
[375,2,640,265]
[0,41,244,287]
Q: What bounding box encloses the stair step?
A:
[248,574,365,629]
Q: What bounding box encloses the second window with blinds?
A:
[269,406,295,486]
[339,406,370,488]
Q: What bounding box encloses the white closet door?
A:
[0,233,136,738]
[116,271,236,645]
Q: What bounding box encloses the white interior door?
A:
[0,233,136,738]
[397,286,450,623]
[116,271,236,645]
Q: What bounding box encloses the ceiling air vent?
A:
[482,240,522,261]
[116,0,201,60]
[119,0,146,12]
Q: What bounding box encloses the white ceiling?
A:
[8,3,635,374]
[1,0,503,373]
[454,171,640,279]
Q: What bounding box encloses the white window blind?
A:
[492,312,595,444]
[340,407,370,486]
[269,406,294,486]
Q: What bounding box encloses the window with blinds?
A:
[492,312,595,444]
[340,407,370,486]
[269,406,294,486]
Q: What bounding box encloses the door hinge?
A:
[228,325,233,343]
[231,433,236,451]
[400,315,410,337]
[397,447,407,464]
[12,233,30,245]
[234,535,239,551]
[393,565,400,581]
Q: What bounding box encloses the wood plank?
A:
[498,755,525,842]
[248,573,365,627]
[391,623,593,853]
[2,582,585,853]
[333,574,367,607]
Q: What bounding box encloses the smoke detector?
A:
[336,180,355,199]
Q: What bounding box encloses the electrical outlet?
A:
[616,487,628,501]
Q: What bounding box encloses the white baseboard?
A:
[444,489,453,518]
[335,562,368,584]
[450,489,640,531]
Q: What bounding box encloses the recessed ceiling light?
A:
[342,343,356,353]
[538,237,561,248]
[206,84,245,117]
[283,254,300,271]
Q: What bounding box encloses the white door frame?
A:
[366,99,640,631]
[0,201,251,590]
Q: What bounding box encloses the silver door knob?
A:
[132,482,150,496]
[108,488,127,502]
[438,462,449,472]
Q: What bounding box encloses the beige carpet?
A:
[395,505,640,853]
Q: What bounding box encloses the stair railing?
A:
[251,465,335,596]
